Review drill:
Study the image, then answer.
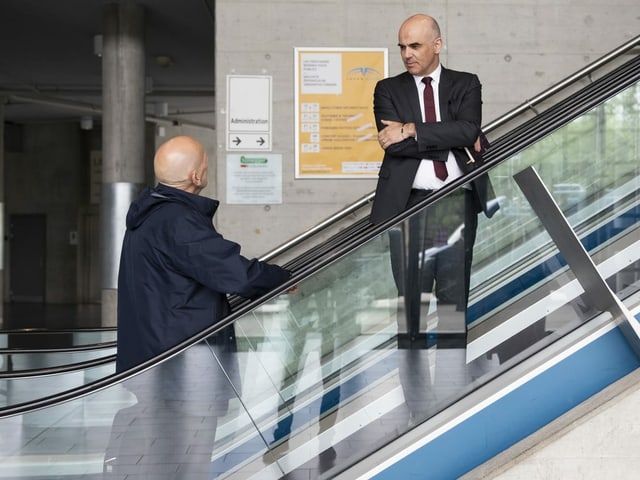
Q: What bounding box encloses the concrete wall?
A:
[3,121,155,305]
[213,0,639,257]
[4,123,91,303]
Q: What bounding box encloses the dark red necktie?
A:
[422,76,448,180]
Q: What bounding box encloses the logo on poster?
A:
[347,66,383,80]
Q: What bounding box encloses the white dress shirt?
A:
[411,64,464,191]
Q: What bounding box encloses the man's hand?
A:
[378,119,409,149]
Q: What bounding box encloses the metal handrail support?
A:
[514,166,640,357]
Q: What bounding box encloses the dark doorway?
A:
[9,214,46,303]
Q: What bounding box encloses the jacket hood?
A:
[125,183,219,230]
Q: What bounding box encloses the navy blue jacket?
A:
[116,183,291,372]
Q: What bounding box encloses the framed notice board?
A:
[294,47,388,178]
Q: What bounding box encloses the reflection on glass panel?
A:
[71,330,118,346]
[0,330,116,350]
[0,361,115,408]
[467,82,640,365]
[474,83,640,279]
[0,348,116,373]
[0,385,133,479]
[0,330,116,374]
[221,234,398,476]
[0,339,262,479]
[102,336,255,479]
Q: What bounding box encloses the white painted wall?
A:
[211,0,639,258]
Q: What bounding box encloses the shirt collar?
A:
[413,63,442,88]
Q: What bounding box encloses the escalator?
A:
[1,38,639,479]
[0,326,116,406]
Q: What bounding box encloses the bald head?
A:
[154,136,209,194]
[400,14,441,40]
[398,14,443,77]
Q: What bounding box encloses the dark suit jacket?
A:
[370,67,495,224]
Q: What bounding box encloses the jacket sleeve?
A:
[166,210,291,299]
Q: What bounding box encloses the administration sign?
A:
[226,75,272,151]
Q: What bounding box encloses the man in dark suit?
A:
[370,14,495,346]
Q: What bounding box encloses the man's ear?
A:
[434,37,443,54]
[191,170,202,187]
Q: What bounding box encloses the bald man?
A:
[116,135,292,372]
[371,14,495,344]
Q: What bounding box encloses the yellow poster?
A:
[294,48,388,178]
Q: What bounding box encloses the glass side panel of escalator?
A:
[0,358,116,408]
[0,74,638,480]
[0,348,116,374]
[467,82,640,355]
[217,78,640,478]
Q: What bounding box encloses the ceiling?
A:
[0,0,215,129]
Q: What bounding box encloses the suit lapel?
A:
[398,72,422,122]
[438,67,452,121]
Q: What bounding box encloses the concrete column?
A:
[0,98,5,321]
[100,3,146,327]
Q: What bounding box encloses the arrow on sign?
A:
[228,133,270,150]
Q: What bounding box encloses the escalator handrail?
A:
[259,192,374,263]
[483,34,640,132]
[257,34,640,265]
[0,354,116,380]
[0,341,116,354]
[0,327,115,334]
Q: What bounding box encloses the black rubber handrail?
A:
[0,354,116,380]
[0,341,116,354]
[0,327,115,333]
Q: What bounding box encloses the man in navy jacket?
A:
[116,135,291,372]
